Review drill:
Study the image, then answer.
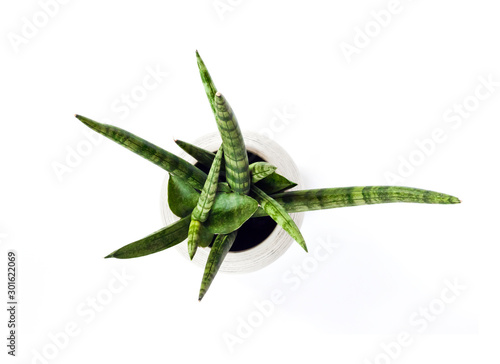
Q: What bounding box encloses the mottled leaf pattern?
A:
[105,216,191,259]
[187,219,214,260]
[175,140,294,194]
[199,231,237,301]
[264,186,461,214]
[175,139,221,170]
[214,92,251,195]
[251,185,307,252]
[75,115,207,190]
[249,162,277,183]
[79,52,461,301]
[196,51,218,117]
[192,146,223,222]
[188,146,223,259]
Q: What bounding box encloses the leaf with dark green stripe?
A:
[250,162,277,183]
[214,92,251,195]
[105,216,191,259]
[75,115,207,190]
[251,185,307,252]
[168,175,199,217]
[187,219,213,260]
[185,143,222,260]
[192,146,223,222]
[199,231,237,301]
[204,192,258,234]
[252,186,307,252]
[252,186,461,216]
[196,51,218,116]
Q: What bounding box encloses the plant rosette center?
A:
[160,131,304,274]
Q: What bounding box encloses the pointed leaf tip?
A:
[107,216,191,259]
[251,185,307,251]
[198,231,237,301]
[75,114,93,127]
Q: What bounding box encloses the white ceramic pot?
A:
[159,131,303,273]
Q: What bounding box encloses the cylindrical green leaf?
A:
[214,92,250,195]
[192,146,223,222]
[196,51,218,117]
[75,115,207,190]
[105,216,191,259]
[175,139,221,170]
[176,141,296,194]
[253,186,461,216]
[198,231,237,301]
[251,185,307,252]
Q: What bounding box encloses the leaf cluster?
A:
[76,52,460,301]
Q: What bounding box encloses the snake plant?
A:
[75,51,460,301]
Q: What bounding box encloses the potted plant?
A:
[160,130,305,275]
[75,51,460,301]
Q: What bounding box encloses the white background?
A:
[1,0,499,363]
